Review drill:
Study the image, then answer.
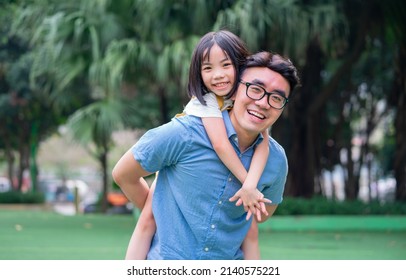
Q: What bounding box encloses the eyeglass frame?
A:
[239,80,289,110]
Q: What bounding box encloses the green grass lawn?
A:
[260,216,406,260]
[1,209,405,260]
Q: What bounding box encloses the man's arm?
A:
[112,148,152,209]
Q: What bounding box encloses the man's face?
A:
[230,67,291,140]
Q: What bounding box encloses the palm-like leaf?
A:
[214,0,346,62]
[67,98,125,151]
[157,35,200,86]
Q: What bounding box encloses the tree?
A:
[8,0,404,205]
[1,0,71,192]
[383,0,406,201]
[214,0,347,197]
[21,0,144,211]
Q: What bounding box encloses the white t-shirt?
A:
[184,92,233,118]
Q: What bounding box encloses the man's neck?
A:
[235,130,258,152]
[227,111,258,152]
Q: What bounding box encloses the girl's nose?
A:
[213,70,225,79]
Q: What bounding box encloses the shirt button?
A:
[218,201,222,205]
[211,224,215,229]
[228,177,232,181]
[204,247,209,252]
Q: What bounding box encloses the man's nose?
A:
[255,94,270,108]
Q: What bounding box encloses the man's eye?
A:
[271,94,283,103]
[250,86,263,93]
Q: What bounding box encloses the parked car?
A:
[83,192,133,214]
[38,178,90,202]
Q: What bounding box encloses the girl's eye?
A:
[223,61,233,68]
[202,66,211,71]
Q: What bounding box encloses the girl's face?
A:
[201,44,236,97]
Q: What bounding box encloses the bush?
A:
[275,196,406,215]
[0,191,45,204]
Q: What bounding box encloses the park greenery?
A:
[0,0,405,212]
[1,191,406,215]
[2,209,404,260]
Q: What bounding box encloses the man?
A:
[112,51,300,259]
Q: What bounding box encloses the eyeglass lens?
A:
[246,84,286,109]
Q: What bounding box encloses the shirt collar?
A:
[222,110,264,150]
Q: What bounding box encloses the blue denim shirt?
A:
[132,111,287,259]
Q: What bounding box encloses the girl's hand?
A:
[229,187,271,221]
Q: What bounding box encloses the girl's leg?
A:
[125,178,157,260]
[241,219,260,260]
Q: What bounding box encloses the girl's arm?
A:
[245,129,269,191]
[202,117,247,183]
[230,129,271,220]
[202,118,268,217]
[125,178,157,260]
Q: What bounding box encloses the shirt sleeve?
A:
[184,93,223,118]
[131,119,191,173]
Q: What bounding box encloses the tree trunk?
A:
[29,121,39,192]
[158,86,169,124]
[3,134,16,189]
[17,143,29,191]
[393,44,406,201]
[286,38,324,197]
[100,145,109,213]
[344,139,359,200]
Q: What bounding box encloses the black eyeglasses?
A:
[239,80,289,110]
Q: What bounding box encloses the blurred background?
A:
[0,0,405,216]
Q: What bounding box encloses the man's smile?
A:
[247,109,266,120]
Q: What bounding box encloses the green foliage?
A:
[276,196,406,215]
[0,191,45,204]
[2,0,404,203]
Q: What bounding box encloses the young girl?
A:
[125,30,270,260]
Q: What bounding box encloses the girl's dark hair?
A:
[242,51,301,98]
[188,30,250,105]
